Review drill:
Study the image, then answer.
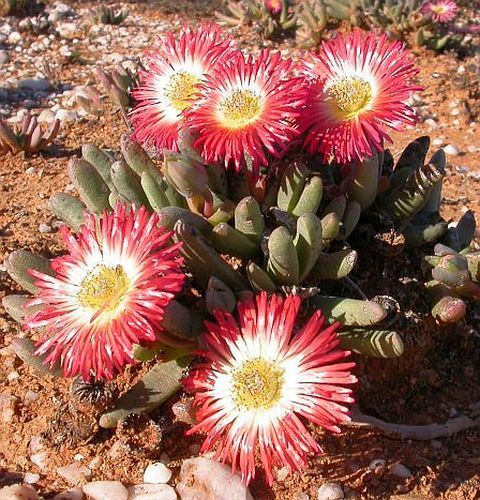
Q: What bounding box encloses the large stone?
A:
[176,457,254,500]
[0,484,39,500]
[82,481,128,500]
[127,483,177,500]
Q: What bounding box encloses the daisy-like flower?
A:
[184,292,356,485]
[131,25,236,152]
[301,30,421,164]
[421,0,459,23]
[24,204,185,381]
[187,49,305,173]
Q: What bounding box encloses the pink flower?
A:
[422,0,458,23]
[300,30,421,164]
[187,50,305,174]
[131,25,236,152]
[184,291,357,485]
[24,204,185,381]
[265,0,283,14]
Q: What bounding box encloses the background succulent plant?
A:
[0,112,61,155]
[217,0,296,39]
[89,5,129,25]
[0,0,44,17]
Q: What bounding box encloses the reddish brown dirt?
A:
[0,1,479,499]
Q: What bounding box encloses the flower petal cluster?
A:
[24,204,185,381]
[184,292,357,484]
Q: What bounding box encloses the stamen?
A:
[219,89,262,129]
[232,358,284,411]
[164,71,199,113]
[326,75,373,120]
[78,264,130,311]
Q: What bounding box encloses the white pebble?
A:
[444,144,460,156]
[317,482,344,500]
[432,137,444,147]
[39,224,52,234]
[369,458,386,471]
[24,472,40,484]
[143,462,172,484]
[390,463,412,478]
[82,481,128,500]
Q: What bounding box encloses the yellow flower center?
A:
[326,76,373,121]
[231,358,284,411]
[431,4,448,14]
[219,89,262,129]
[77,264,130,311]
[164,71,199,113]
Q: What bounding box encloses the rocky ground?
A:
[0,1,479,499]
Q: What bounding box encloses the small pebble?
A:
[39,223,53,233]
[369,458,386,471]
[424,118,437,129]
[390,463,412,478]
[23,390,39,405]
[444,144,460,156]
[24,472,40,484]
[88,456,102,470]
[317,482,344,500]
[7,371,19,382]
[432,137,444,147]
[56,463,91,486]
[30,451,48,471]
[274,466,290,482]
[143,462,172,484]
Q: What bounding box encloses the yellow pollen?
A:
[219,89,262,129]
[326,76,373,120]
[431,4,448,13]
[164,71,199,113]
[77,264,130,311]
[231,358,284,411]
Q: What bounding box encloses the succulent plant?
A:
[90,5,129,25]
[95,63,140,121]
[0,112,61,155]
[18,14,52,34]
[296,0,329,48]
[4,123,478,426]
[216,0,296,39]
[293,0,459,50]
[74,85,104,117]
[36,132,472,360]
[0,0,43,17]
